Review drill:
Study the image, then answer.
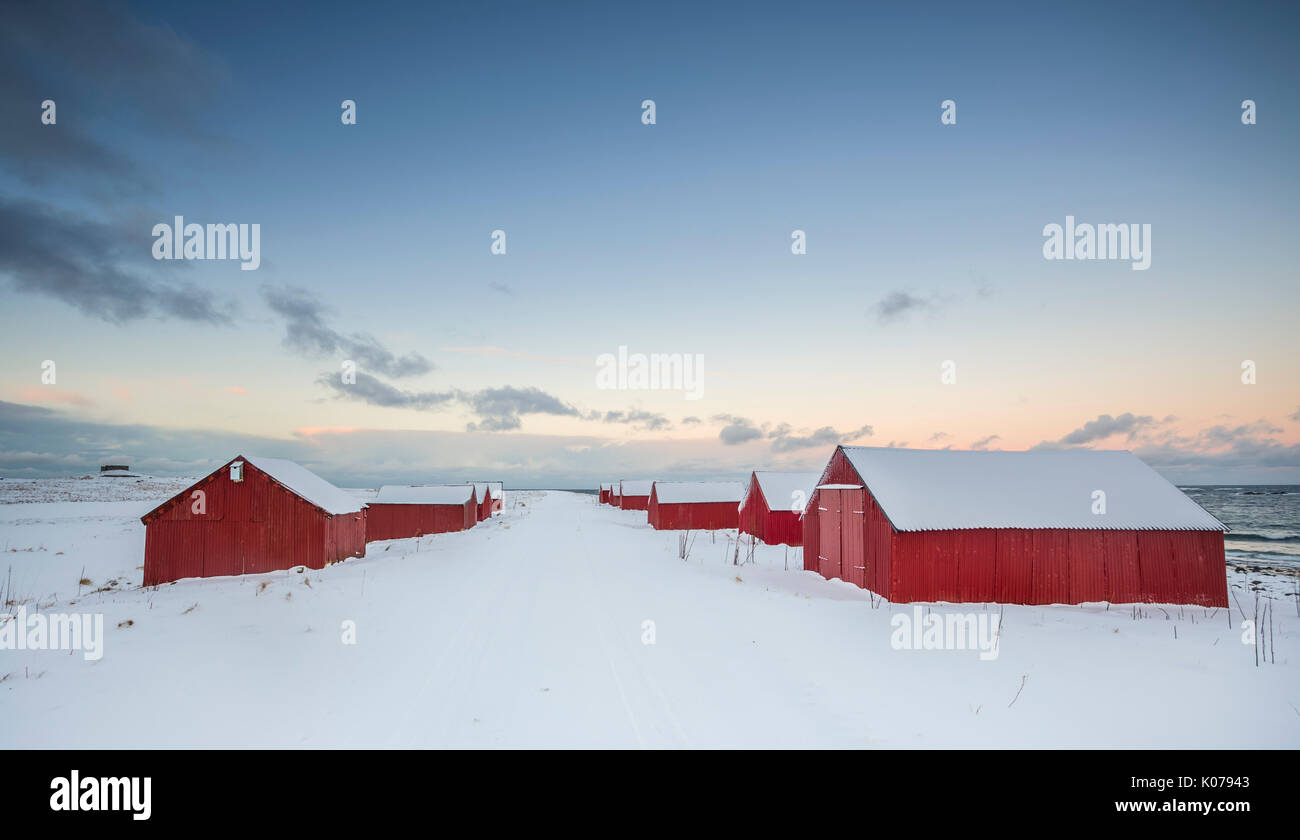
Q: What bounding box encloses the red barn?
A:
[618,479,653,511]
[598,483,613,504]
[472,483,494,521]
[609,484,621,507]
[738,471,820,546]
[141,455,367,586]
[480,481,504,513]
[802,446,1228,607]
[366,485,476,541]
[648,481,744,530]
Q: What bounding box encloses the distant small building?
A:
[99,464,139,477]
[618,480,654,511]
[366,485,477,541]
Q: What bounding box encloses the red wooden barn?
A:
[802,446,1228,607]
[366,485,477,541]
[648,481,745,530]
[141,455,367,586]
[471,483,495,521]
[738,471,820,546]
[618,479,653,511]
[598,483,613,504]
[481,481,504,513]
[609,484,621,507]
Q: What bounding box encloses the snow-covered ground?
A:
[0,481,1296,748]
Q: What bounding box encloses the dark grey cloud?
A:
[0,0,230,190]
[719,418,763,445]
[928,432,950,442]
[1046,412,1156,447]
[0,197,233,324]
[872,291,933,324]
[971,434,1000,450]
[769,423,873,452]
[681,416,702,425]
[263,286,433,378]
[315,372,454,411]
[462,386,580,432]
[602,409,672,431]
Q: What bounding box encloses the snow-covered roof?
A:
[619,480,654,496]
[243,456,366,515]
[652,481,745,504]
[753,471,821,511]
[373,485,474,505]
[838,447,1227,532]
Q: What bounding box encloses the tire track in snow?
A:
[573,500,693,748]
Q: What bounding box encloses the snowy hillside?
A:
[0,483,1296,748]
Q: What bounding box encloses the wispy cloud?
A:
[263,286,433,378]
[0,197,235,324]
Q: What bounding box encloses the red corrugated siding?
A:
[599,488,610,504]
[619,494,649,511]
[738,473,805,546]
[648,493,739,530]
[801,491,820,575]
[802,446,1228,606]
[366,502,471,541]
[142,457,360,586]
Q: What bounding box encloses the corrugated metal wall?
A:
[738,474,804,546]
[366,502,472,541]
[619,494,649,511]
[647,496,739,530]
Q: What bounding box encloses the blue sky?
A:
[1,0,1298,486]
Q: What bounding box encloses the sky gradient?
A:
[1,0,1298,487]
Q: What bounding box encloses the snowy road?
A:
[1,490,1297,747]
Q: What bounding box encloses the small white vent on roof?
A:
[230,461,244,483]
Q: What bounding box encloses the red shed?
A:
[598,483,613,504]
[618,479,653,511]
[609,484,621,507]
[648,481,744,530]
[477,481,504,513]
[802,446,1228,607]
[471,483,494,521]
[141,455,367,586]
[366,485,477,541]
[738,471,820,546]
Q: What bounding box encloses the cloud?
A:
[263,286,432,378]
[927,432,950,443]
[681,416,702,425]
[315,372,455,411]
[872,291,933,324]
[0,0,230,190]
[718,418,763,445]
[1290,407,1300,422]
[971,434,1001,449]
[488,281,514,295]
[461,386,580,432]
[769,423,873,452]
[1042,412,1156,447]
[602,410,672,431]
[0,197,235,324]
